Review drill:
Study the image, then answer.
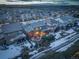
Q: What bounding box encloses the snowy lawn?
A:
[66,28,74,34]
[0,45,22,59]
[0,40,35,59]
[57,38,79,52]
[50,32,76,48]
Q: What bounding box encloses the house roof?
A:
[2,23,22,33]
[2,19,46,33]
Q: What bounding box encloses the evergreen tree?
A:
[21,47,29,59]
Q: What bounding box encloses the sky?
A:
[19,0,79,1]
[0,0,79,5]
[0,0,79,2]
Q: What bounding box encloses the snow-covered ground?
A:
[30,29,76,58]
[0,24,77,59]
[66,28,74,34]
[57,38,79,52]
[30,32,77,59]
[29,50,38,55]
[0,45,21,59]
[55,31,62,39]
[49,30,62,39]
[49,29,75,39]
[0,40,35,59]
[50,32,76,48]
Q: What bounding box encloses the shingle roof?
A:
[2,23,22,33]
[2,19,46,33]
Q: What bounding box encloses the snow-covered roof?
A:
[23,19,46,32]
[2,23,22,33]
[61,15,73,21]
[2,19,46,33]
[55,17,64,23]
[60,15,74,24]
[0,34,4,39]
[54,15,74,25]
